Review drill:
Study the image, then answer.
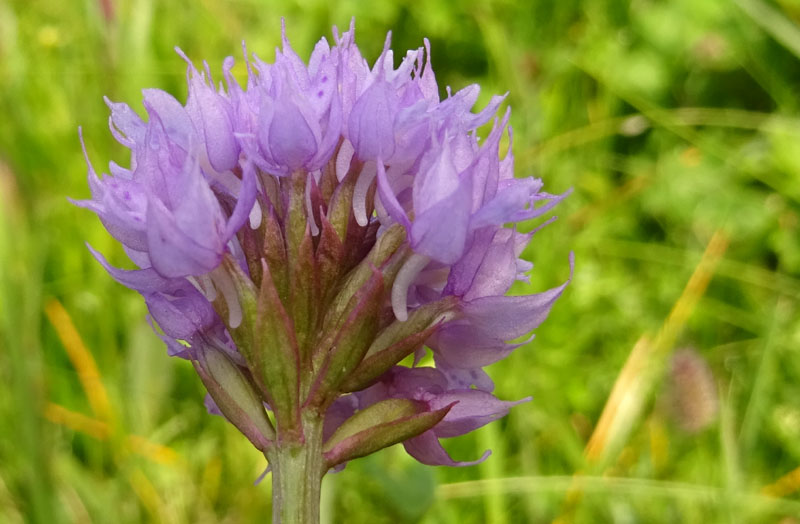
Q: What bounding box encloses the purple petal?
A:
[418,39,439,103]
[375,160,411,230]
[267,96,318,170]
[428,390,530,438]
[403,429,491,466]
[104,97,146,148]
[87,244,184,293]
[323,394,358,441]
[430,323,523,369]
[436,362,495,392]
[348,80,397,160]
[223,160,258,240]
[193,80,240,172]
[146,196,222,278]
[462,230,517,300]
[142,89,194,149]
[461,253,573,340]
[204,393,223,416]
[145,287,216,339]
[410,172,471,264]
[385,366,449,397]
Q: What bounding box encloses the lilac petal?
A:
[430,323,524,369]
[306,51,335,114]
[307,36,331,78]
[375,160,411,230]
[277,21,311,88]
[204,393,223,416]
[147,316,193,359]
[385,366,449,397]
[104,97,146,147]
[436,363,495,392]
[145,288,215,339]
[463,94,508,130]
[348,80,397,160]
[410,172,471,264]
[141,89,194,149]
[169,157,228,250]
[146,196,222,278]
[470,178,538,230]
[123,245,152,268]
[223,160,258,240]
[403,429,491,467]
[428,390,530,438]
[509,188,573,223]
[194,79,240,172]
[176,46,240,172]
[442,228,494,297]
[413,140,461,215]
[418,39,439,103]
[87,244,184,293]
[268,97,318,170]
[462,230,517,301]
[108,160,132,179]
[323,394,359,442]
[461,253,573,340]
[310,86,342,169]
[72,133,149,250]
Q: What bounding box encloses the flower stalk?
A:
[267,411,325,524]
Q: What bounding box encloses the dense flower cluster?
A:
[75,21,570,468]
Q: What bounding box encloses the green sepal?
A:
[339,298,457,393]
[324,223,405,327]
[237,216,264,289]
[326,160,359,241]
[322,398,455,469]
[193,347,275,451]
[314,213,345,309]
[318,149,338,203]
[307,267,385,404]
[284,172,318,359]
[262,205,289,305]
[222,256,300,433]
[289,225,317,359]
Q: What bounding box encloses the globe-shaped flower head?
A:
[74,19,571,522]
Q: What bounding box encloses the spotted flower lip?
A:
[75,20,571,471]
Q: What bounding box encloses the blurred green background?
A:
[2,0,800,522]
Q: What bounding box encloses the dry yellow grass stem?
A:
[553,230,728,523]
[43,402,182,466]
[586,229,728,463]
[763,466,800,498]
[44,299,113,423]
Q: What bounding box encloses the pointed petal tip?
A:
[174,46,190,63]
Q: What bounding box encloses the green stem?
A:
[269,412,325,524]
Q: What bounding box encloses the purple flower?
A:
[76,20,571,484]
